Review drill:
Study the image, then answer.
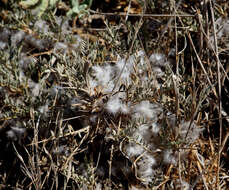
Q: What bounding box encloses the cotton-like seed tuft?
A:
[18,55,36,71]
[150,53,167,67]
[7,127,26,141]
[133,124,152,143]
[95,183,102,190]
[115,57,133,85]
[28,79,42,97]
[105,95,128,115]
[125,143,144,158]
[178,121,203,144]
[120,103,129,114]
[175,179,190,190]
[137,153,156,184]
[133,101,162,120]
[11,30,25,45]
[92,65,115,92]
[55,17,71,35]
[163,149,177,165]
[0,41,7,49]
[151,122,160,134]
[0,28,11,42]
[88,77,98,92]
[38,104,49,114]
[151,66,164,78]
[50,85,63,96]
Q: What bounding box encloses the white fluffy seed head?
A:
[125,143,145,158]
[32,83,41,97]
[151,122,160,134]
[28,79,42,97]
[92,66,104,79]
[152,66,164,78]
[115,56,134,85]
[105,94,129,115]
[91,65,115,92]
[178,121,203,144]
[163,149,177,165]
[11,31,25,45]
[143,153,156,167]
[150,53,167,67]
[137,153,156,184]
[175,179,190,190]
[7,127,26,141]
[0,41,7,49]
[38,104,49,114]
[88,77,98,92]
[105,96,122,115]
[133,124,152,143]
[133,101,162,121]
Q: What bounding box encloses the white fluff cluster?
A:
[133,101,162,121]
[6,127,26,141]
[88,54,139,116]
[124,124,159,184]
[91,64,115,92]
[38,103,49,114]
[6,122,26,142]
[150,53,169,78]
[89,54,136,95]
[0,28,9,49]
[214,17,229,39]
[105,94,129,115]
[163,149,177,165]
[4,29,49,51]
[11,30,25,45]
[18,58,41,99]
[52,145,70,156]
[174,179,190,190]
[125,143,144,158]
[115,55,134,85]
[55,17,72,35]
[124,118,202,184]
[137,153,156,184]
[86,51,202,185]
[0,41,7,49]
[150,53,167,66]
[88,51,168,116]
[178,121,203,144]
[28,79,42,97]
[18,54,37,71]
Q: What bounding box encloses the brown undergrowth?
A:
[0,0,229,189]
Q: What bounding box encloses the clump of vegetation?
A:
[0,0,229,189]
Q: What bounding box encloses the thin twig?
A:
[209,1,222,189]
[89,10,195,18]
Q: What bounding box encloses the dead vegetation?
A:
[0,0,229,189]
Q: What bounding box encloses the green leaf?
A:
[37,0,49,17]
[67,0,93,17]
[49,0,59,7]
[20,0,40,8]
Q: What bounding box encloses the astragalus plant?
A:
[1,1,228,189]
[76,50,203,188]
